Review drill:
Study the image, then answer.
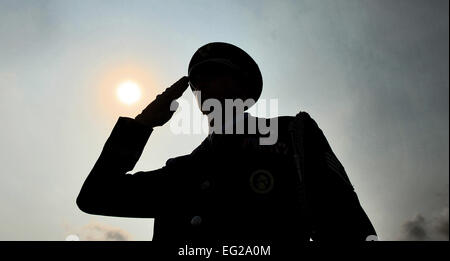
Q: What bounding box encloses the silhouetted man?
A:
[77,42,377,241]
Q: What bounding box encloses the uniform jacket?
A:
[77,112,377,242]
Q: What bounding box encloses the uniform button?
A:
[200,180,211,190]
[190,216,202,226]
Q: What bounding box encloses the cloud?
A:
[67,221,133,241]
[402,214,427,240]
[400,207,449,241]
[433,207,449,239]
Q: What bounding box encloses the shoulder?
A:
[263,111,316,122]
[291,111,320,130]
[266,111,319,130]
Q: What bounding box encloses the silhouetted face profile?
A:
[189,63,249,114]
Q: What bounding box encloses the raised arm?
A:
[76,76,189,218]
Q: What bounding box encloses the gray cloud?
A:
[73,221,133,241]
[401,207,449,241]
[433,208,449,240]
[402,214,427,240]
[104,230,129,241]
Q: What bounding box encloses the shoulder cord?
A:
[288,112,315,241]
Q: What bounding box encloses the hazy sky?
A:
[0,0,448,241]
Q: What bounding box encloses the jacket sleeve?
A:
[302,113,377,241]
[76,117,187,218]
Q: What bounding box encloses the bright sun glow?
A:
[116,81,141,105]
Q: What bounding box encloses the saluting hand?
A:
[135,76,189,127]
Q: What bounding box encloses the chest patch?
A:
[249,169,274,194]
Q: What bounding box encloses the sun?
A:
[116,81,142,105]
